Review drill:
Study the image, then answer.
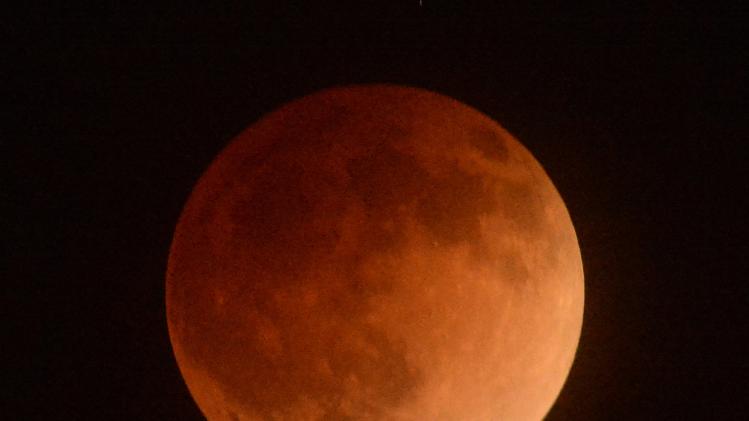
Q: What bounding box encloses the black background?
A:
[7,2,747,419]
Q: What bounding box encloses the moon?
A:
[166,85,584,420]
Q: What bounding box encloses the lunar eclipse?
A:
[166,85,584,420]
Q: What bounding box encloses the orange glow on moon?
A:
[166,85,584,420]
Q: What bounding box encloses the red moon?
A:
[166,85,584,420]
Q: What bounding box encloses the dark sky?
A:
[8,3,747,420]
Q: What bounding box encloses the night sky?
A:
[8,3,747,420]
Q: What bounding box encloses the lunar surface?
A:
[166,85,584,420]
